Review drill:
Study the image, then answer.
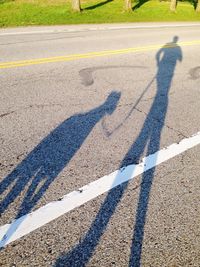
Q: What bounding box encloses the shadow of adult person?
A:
[54,36,182,267]
[0,91,121,247]
[128,35,182,267]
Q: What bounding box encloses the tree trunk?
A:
[170,0,176,11]
[124,0,132,11]
[72,0,81,12]
[196,0,200,12]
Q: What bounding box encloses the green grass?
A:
[0,0,200,27]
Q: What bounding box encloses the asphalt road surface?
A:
[0,23,200,267]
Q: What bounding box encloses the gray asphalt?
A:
[0,23,200,266]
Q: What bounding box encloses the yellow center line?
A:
[1,40,200,69]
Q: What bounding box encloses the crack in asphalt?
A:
[0,111,15,118]
[134,107,187,139]
[0,35,84,46]
[0,103,63,119]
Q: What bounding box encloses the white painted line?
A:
[1,23,200,36]
[107,23,200,30]
[0,30,60,36]
[0,131,200,248]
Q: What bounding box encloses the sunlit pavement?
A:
[0,23,200,266]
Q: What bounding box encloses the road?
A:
[0,23,200,266]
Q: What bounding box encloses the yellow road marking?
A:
[1,40,200,69]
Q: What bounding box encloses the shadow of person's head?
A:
[104,91,121,115]
[173,35,179,44]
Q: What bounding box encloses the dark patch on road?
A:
[189,66,200,80]
[79,66,147,86]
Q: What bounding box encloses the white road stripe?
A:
[0,131,200,248]
[1,23,200,36]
